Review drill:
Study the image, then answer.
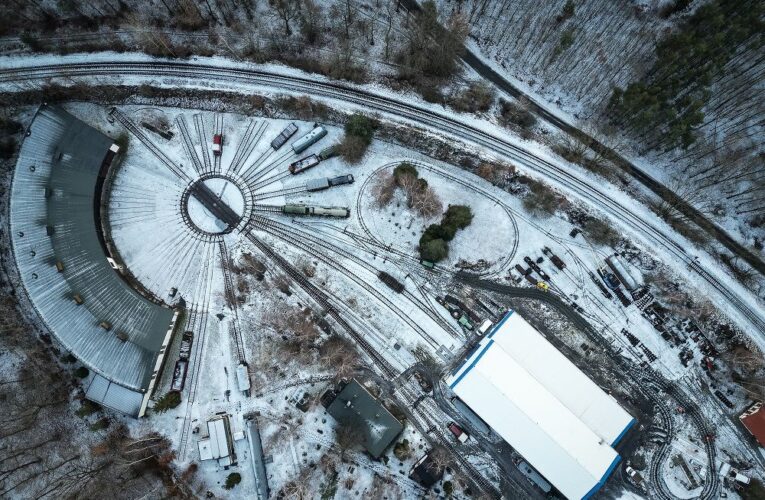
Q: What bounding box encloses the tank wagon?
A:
[271,122,298,150]
[292,126,327,154]
[282,204,350,218]
[306,174,355,192]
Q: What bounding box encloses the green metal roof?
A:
[327,379,404,458]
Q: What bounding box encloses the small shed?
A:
[198,415,234,466]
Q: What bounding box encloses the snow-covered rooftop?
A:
[9,105,175,407]
[447,311,634,500]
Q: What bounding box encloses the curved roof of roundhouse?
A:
[9,104,174,392]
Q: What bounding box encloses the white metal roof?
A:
[207,418,231,459]
[447,311,633,500]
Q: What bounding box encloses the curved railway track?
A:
[241,228,398,378]
[248,215,454,349]
[459,274,719,499]
[6,59,754,336]
[2,61,738,493]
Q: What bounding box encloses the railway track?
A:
[175,114,204,176]
[461,274,719,498]
[227,119,261,176]
[217,238,246,364]
[250,204,283,214]
[213,113,223,173]
[241,229,398,378]
[178,241,216,459]
[242,149,294,187]
[110,106,193,184]
[395,382,502,499]
[249,215,451,349]
[357,161,520,280]
[14,59,751,336]
[647,401,675,500]
[193,113,212,174]
[252,185,306,201]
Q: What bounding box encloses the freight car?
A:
[543,247,566,270]
[212,133,222,156]
[289,154,320,174]
[305,174,355,192]
[282,204,350,218]
[170,359,188,392]
[179,330,194,360]
[378,271,405,293]
[329,174,354,186]
[292,126,327,154]
[271,122,298,150]
[306,177,331,192]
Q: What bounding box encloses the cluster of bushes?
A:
[474,161,516,186]
[522,178,564,216]
[555,1,576,23]
[498,98,537,130]
[395,1,468,99]
[419,205,473,262]
[224,472,242,490]
[383,163,443,217]
[450,82,495,113]
[275,95,330,121]
[581,217,620,247]
[609,0,763,149]
[552,28,576,60]
[153,391,182,413]
[338,113,378,163]
[0,117,22,160]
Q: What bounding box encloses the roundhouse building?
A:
[447,311,635,500]
[9,105,177,417]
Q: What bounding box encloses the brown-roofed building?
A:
[740,401,765,447]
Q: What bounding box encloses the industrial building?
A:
[198,414,235,466]
[9,105,177,417]
[740,401,765,447]
[324,379,403,459]
[446,311,635,500]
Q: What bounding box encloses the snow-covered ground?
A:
[50,102,748,496]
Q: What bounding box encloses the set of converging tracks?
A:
[3,60,760,340]
[6,61,745,496]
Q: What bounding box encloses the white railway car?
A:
[291,126,327,154]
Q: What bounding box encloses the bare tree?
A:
[335,422,365,461]
[270,0,301,36]
[371,171,396,207]
[397,172,442,217]
[299,0,323,45]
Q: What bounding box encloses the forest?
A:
[440,0,764,248]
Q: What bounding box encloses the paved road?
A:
[398,0,765,278]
